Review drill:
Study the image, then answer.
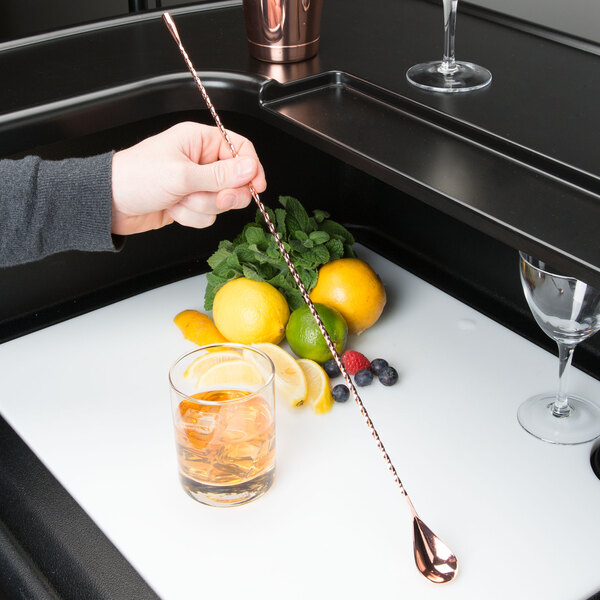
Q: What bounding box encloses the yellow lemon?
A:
[244,343,307,408]
[184,350,243,381]
[173,310,227,345]
[296,359,334,414]
[309,258,386,334]
[212,278,290,345]
[195,359,265,388]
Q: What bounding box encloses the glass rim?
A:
[519,250,578,281]
[168,342,275,405]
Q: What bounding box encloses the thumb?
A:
[185,156,258,193]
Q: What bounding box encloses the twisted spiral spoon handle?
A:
[162,11,457,584]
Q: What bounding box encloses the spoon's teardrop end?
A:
[412,517,458,584]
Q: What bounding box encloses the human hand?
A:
[110,122,266,235]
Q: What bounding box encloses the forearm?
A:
[0,152,119,268]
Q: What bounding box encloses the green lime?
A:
[285,303,348,363]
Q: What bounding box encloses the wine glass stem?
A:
[554,342,576,417]
[440,0,458,74]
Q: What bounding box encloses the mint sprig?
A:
[204,196,355,311]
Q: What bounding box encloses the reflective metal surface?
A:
[241,0,323,63]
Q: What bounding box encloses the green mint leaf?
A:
[280,195,310,233]
[225,252,241,269]
[204,272,231,310]
[206,240,233,270]
[275,208,287,236]
[284,288,305,311]
[289,239,306,253]
[326,238,344,260]
[234,244,259,264]
[309,231,330,244]
[303,239,314,249]
[320,220,355,245]
[293,230,309,242]
[344,243,357,258]
[304,244,330,265]
[266,243,281,259]
[204,287,217,311]
[242,264,263,281]
[244,225,266,247]
[312,209,329,224]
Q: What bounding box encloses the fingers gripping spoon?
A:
[162,12,458,584]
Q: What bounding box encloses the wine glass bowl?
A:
[518,252,600,444]
[407,0,491,93]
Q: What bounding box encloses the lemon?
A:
[309,258,386,334]
[174,310,227,345]
[184,350,243,381]
[212,278,290,345]
[195,359,265,388]
[244,343,307,408]
[296,359,334,414]
[285,303,347,363]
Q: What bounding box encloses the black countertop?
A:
[1,0,599,288]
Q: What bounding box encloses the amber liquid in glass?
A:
[175,389,275,505]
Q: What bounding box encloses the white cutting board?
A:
[1,246,599,600]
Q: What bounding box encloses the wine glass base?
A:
[406,61,492,93]
[517,393,600,445]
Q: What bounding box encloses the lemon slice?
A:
[184,350,243,381]
[195,359,265,388]
[245,343,308,408]
[296,359,334,414]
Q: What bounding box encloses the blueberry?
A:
[332,384,349,402]
[322,358,341,378]
[369,358,389,375]
[378,366,399,386]
[354,368,374,387]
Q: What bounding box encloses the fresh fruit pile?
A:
[322,351,400,402]
[172,195,399,415]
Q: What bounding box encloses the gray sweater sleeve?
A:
[0,151,122,268]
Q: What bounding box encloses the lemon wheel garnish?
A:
[195,359,265,388]
[184,350,243,381]
[296,359,334,414]
[245,343,307,408]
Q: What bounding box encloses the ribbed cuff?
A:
[36,151,119,256]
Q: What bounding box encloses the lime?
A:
[285,303,347,363]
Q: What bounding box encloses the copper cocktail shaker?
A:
[242,0,323,63]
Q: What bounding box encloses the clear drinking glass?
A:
[518,252,600,444]
[169,344,276,506]
[406,0,492,93]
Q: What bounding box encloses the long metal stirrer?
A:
[162,12,457,584]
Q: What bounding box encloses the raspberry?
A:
[341,350,370,375]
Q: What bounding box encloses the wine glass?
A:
[518,252,600,444]
[406,0,492,93]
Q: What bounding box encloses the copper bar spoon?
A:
[162,12,458,584]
